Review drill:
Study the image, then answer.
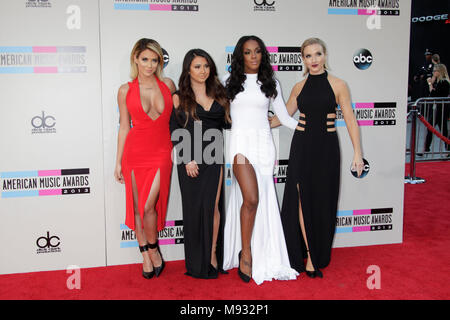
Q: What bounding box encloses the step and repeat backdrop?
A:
[0,0,410,274]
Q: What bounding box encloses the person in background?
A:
[424,63,450,154]
[413,49,434,99]
[427,53,441,88]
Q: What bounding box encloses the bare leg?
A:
[233,154,259,277]
[211,166,223,269]
[143,169,162,268]
[131,171,152,273]
[297,183,314,272]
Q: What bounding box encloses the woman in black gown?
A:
[271,38,364,278]
[170,49,230,279]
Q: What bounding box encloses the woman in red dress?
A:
[114,38,176,279]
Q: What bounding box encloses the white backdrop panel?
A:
[0,0,410,274]
[0,0,105,275]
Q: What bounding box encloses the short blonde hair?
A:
[130,38,164,80]
[433,63,449,82]
[300,37,330,76]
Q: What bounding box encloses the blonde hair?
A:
[433,63,449,83]
[130,38,164,80]
[300,37,330,76]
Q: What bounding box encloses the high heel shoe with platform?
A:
[238,251,251,283]
[139,244,154,279]
[148,241,165,277]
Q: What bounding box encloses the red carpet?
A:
[1,162,449,300]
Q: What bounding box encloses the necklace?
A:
[139,84,154,90]
[138,79,156,90]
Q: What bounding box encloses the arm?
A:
[270,80,298,130]
[170,94,199,178]
[270,81,303,128]
[429,74,436,85]
[163,77,177,94]
[285,81,303,116]
[427,76,436,93]
[169,93,182,136]
[114,84,131,184]
[337,80,364,177]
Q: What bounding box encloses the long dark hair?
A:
[226,35,277,100]
[177,48,230,127]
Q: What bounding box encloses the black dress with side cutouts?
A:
[280,71,341,277]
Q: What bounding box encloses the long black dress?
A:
[170,101,228,279]
[280,71,340,277]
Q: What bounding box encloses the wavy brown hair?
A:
[177,49,230,127]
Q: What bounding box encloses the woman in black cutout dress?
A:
[170,49,230,279]
[272,38,363,278]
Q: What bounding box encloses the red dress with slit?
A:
[121,77,173,232]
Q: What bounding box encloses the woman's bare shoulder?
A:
[118,82,130,97]
[162,77,176,93]
[292,78,307,96]
[327,73,347,89]
[172,92,180,108]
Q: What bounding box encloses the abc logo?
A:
[162,48,169,69]
[350,158,370,179]
[353,49,373,70]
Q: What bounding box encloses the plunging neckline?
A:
[136,77,166,121]
[197,100,216,112]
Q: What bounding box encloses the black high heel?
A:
[208,264,229,277]
[210,244,229,277]
[305,249,323,279]
[139,244,154,279]
[306,269,323,278]
[210,244,219,279]
[219,268,229,275]
[238,251,251,283]
[305,270,317,278]
[208,264,219,279]
[148,241,165,277]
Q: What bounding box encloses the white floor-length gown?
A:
[223,73,299,285]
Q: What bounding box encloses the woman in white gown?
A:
[223,35,299,285]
